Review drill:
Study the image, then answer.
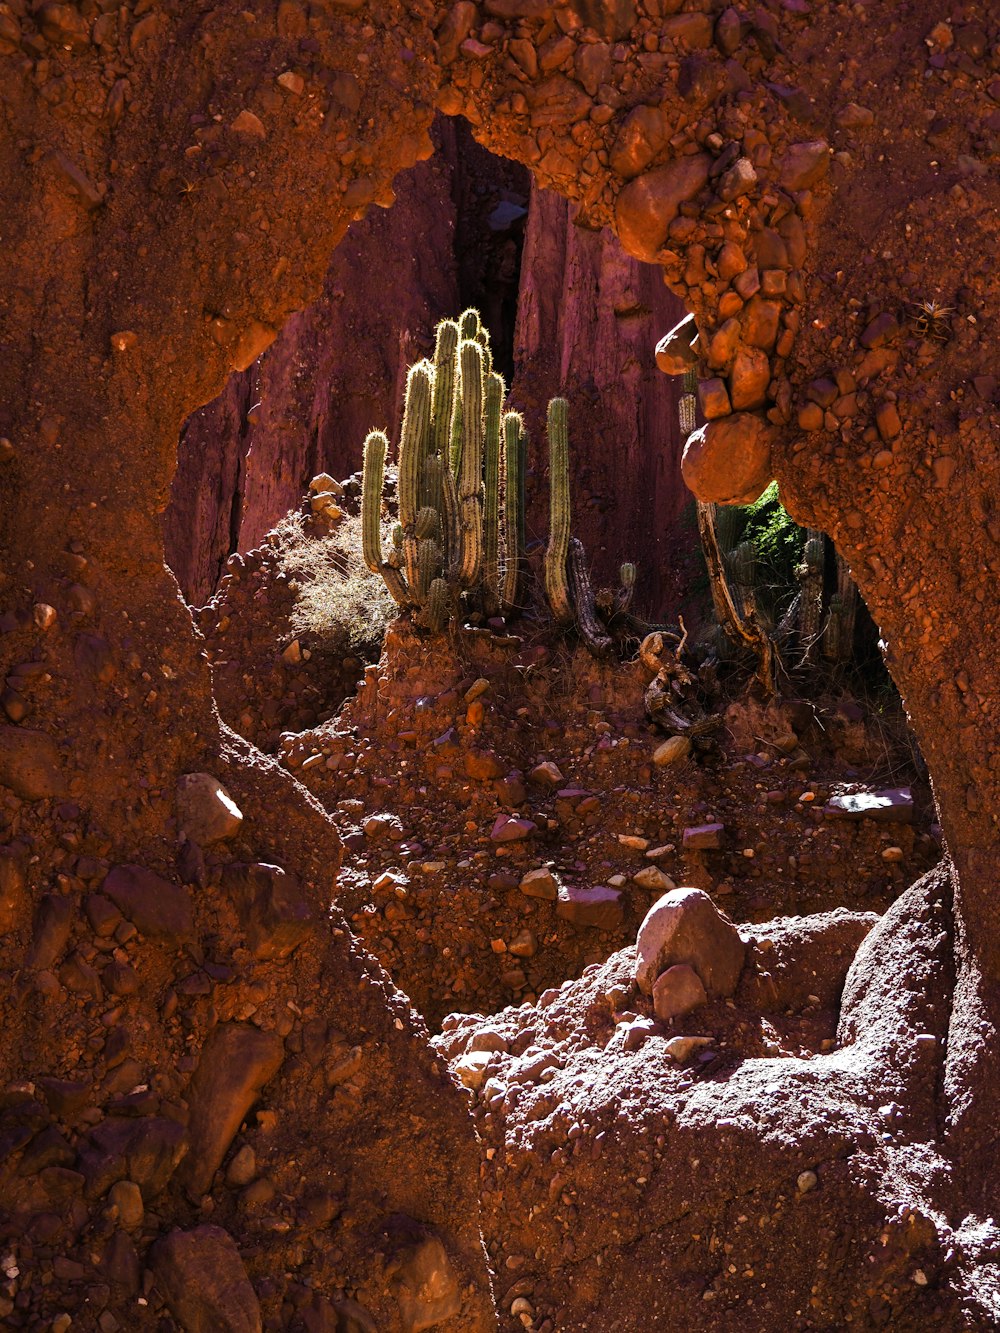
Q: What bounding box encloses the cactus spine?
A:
[545,397,574,625]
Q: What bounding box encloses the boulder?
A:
[824,787,914,823]
[176,772,244,844]
[520,867,559,900]
[178,1024,284,1197]
[390,1233,462,1332]
[635,887,745,996]
[151,1226,261,1333]
[615,155,712,262]
[681,413,773,504]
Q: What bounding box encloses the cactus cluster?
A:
[361,311,526,630]
[699,498,861,685]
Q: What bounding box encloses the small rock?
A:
[653,735,692,766]
[683,822,725,850]
[390,1233,461,1333]
[176,773,243,845]
[556,884,622,930]
[665,1035,713,1062]
[454,1051,492,1090]
[108,1180,144,1229]
[633,865,676,892]
[652,964,708,1021]
[102,865,194,940]
[226,1144,257,1188]
[178,1024,284,1197]
[520,868,558,900]
[778,139,829,191]
[491,815,536,843]
[231,109,266,139]
[635,887,745,997]
[797,1169,818,1193]
[529,760,564,787]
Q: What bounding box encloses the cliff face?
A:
[512,183,686,614]
[165,122,684,615]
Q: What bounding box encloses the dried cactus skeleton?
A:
[640,621,722,752]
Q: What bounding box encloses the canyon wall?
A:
[165,122,685,615]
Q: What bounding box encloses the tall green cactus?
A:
[359,313,519,633]
[544,397,574,625]
[500,411,526,617]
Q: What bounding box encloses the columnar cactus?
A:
[500,410,526,617]
[823,551,859,661]
[544,397,574,625]
[360,313,522,633]
[798,529,826,653]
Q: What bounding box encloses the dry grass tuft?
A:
[273,510,395,661]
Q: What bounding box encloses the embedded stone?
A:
[520,867,559,900]
[742,298,781,350]
[655,313,699,375]
[102,864,194,940]
[635,887,745,996]
[683,822,725,849]
[610,104,670,179]
[729,346,770,410]
[698,377,731,419]
[0,726,65,800]
[151,1226,261,1333]
[824,788,914,823]
[556,884,623,930]
[778,140,830,191]
[860,312,899,349]
[390,1233,462,1333]
[633,865,676,893]
[652,963,708,1021]
[491,815,536,842]
[707,317,741,369]
[615,155,712,262]
[178,1024,284,1197]
[876,401,902,441]
[176,773,243,845]
[221,862,313,960]
[25,893,73,970]
[681,414,774,505]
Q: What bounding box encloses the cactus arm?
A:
[544,397,574,624]
[482,372,504,616]
[568,537,613,659]
[613,562,637,617]
[431,320,459,469]
[361,430,389,575]
[425,577,453,632]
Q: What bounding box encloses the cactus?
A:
[679,366,698,436]
[823,551,858,661]
[426,577,452,632]
[730,539,759,623]
[568,537,613,658]
[544,397,574,625]
[500,411,526,617]
[359,312,522,633]
[613,562,636,617]
[482,372,504,617]
[798,529,826,653]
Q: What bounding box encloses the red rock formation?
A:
[512,183,686,616]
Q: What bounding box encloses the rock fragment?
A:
[102,864,194,940]
[0,726,65,800]
[176,772,244,845]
